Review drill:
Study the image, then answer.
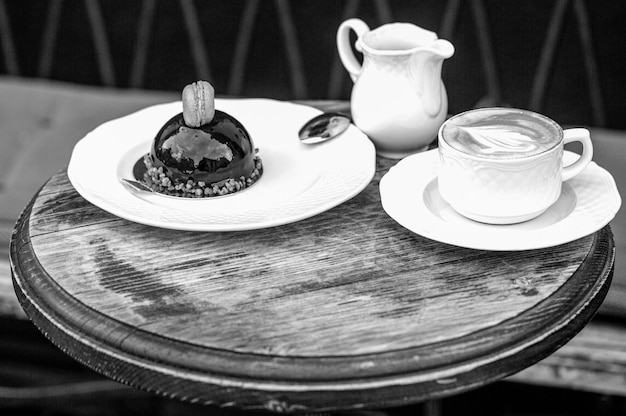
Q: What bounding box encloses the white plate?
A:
[380,149,621,251]
[68,99,375,231]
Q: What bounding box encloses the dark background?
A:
[1,0,625,129]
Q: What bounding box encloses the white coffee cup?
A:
[437,107,593,224]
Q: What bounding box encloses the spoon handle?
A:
[121,178,155,194]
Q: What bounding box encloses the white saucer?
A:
[68,99,375,231]
[380,149,621,251]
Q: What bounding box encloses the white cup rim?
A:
[438,107,564,160]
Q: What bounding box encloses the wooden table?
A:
[9,100,614,413]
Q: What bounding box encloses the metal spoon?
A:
[121,178,156,194]
[298,112,351,144]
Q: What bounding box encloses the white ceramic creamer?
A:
[337,18,454,158]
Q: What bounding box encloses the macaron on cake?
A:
[143,80,262,197]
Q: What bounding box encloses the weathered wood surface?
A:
[10,148,614,412]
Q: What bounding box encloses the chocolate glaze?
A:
[150,110,256,184]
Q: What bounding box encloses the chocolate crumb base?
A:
[142,154,263,198]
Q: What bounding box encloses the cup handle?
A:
[562,128,593,181]
[336,18,370,83]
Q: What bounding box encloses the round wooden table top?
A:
[11,157,614,413]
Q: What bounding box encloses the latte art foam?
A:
[441,108,561,159]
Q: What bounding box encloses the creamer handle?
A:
[337,18,370,83]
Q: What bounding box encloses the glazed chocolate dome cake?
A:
[143,81,262,197]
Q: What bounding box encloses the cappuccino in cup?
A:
[438,108,593,224]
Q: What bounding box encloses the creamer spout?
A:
[431,39,455,60]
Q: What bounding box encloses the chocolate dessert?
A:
[142,81,262,197]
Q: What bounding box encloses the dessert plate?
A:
[68,99,375,231]
[380,149,621,251]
